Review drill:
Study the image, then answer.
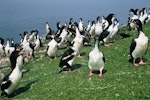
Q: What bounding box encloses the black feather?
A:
[1,80,12,91]
[0,37,4,45]
[102,55,106,63]
[129,39,136,61]
[59,48,75,68]
[98,30,109,43]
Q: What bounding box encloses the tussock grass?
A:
[1,23,150,100]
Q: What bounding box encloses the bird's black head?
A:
[106,13,115,19]
[57,22,61,29]
[15,43,22,50]
[96,16,100,21]
[0,37,4,45]
[69,18,74,24]
[133,19,143,32]
[129,8,134,12]
[106,13,115,25]
[80,18,83,21]
[54,37,62,43]
[92,21,95,25]
[74,22,78,27]
[23,31,28,36]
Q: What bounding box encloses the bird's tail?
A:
[55,66,68,74]
[55,67,64,74]
[128,56,133,63]
[1,91,7,97]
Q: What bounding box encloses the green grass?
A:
[1,23,150,100]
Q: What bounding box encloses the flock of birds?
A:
[0,7,150,99]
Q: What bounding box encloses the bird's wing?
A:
[1,80,12,91]
[130,39,136,55]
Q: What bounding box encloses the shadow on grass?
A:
[128,58,148,64]
[9,80,37,98]
[80,52,86,57]
[92,69,107,75]
[72,64,82,71]
[119,33,130,38]
[138,96,150,100]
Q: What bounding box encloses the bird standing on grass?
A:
[56,46,78,73]
[46,37,61,59]
[9,44,23,70]
[129,19,148,67]
[4,39,15,57]
[1,44,24,99]
[99,13,115,46]
[71,26,84,58]
[88,35,105,78]
[95,16,103,36]
[21,33,35,61]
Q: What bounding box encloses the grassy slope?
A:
[1,23,150,100]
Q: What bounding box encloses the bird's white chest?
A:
[0,44,4,54]
[22,42,32,54]
[73,36,83,50]
[89,48,104,70]
[6,67,22,94]
[47,40,58,56]
[60,31,68,39]
[136,35,148,48]
[133,36,148,58]
[95,23,102,35]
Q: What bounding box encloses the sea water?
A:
[0,0,149,44]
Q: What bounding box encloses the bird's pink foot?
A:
[77,55,84,58]
[133,63,139,67]
[98,74,103,78]
[104,43,112,47]
[88,72,94,77]
[139,61,146,65]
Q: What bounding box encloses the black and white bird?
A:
[95,16,103,36]
[4,39,15,56]
[58,26,69,47]
[45,22,54,40]
[68,18,74,28]
[88,35,105,78]
[110,19,120,39]
[71,26,84,58]
[56,46,78,73]
[10,38,15,47]
[0,39,5,58]
[139,8,148,25]
[21,33,35,61]
[99,13,115,46]
[89,21,96,38]
[78,18,85,35]
[0,37,4,45]
[1,45,23,99]
[146,8,150,23]
[46,37,61,59]
[55,22,62,37]
[129,8,139,20]
[28,30,36,43]
[34,30,42,52]
[9,44,23,70]
[129,19,148,66]
[85,21,91,32]
[128,9,139,31]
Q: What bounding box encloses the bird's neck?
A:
[94,40,99,50]
[138,31,145,37]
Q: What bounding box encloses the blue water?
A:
[0,0,150,43]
